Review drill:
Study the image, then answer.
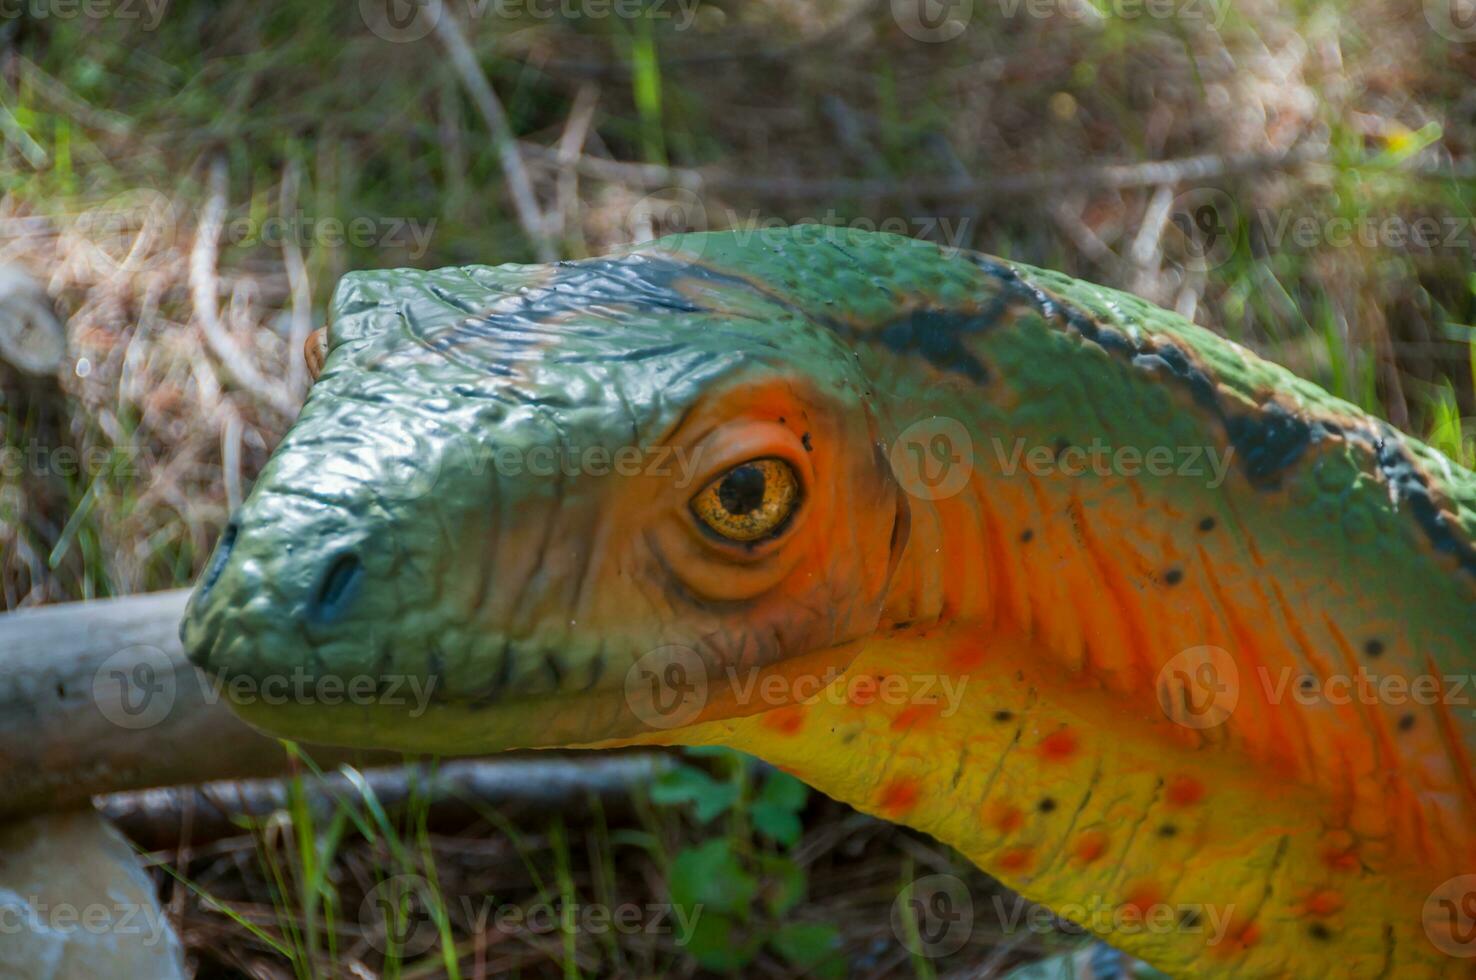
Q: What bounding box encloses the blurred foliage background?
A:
[0,0,1473,975]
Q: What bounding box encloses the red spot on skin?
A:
[847,675,881,708]
[890,702,942,732]
[985,801,1023,835]
[1304,890,1343,917]
[1074,830,1109,864]
[1318,830,1359,871]
[948,642,987,672]
[761,706,805,735]
[1166,775,1206,807]
[878,777,920,816]
[1321,846,1360,871]
[998,846,1034,872]
[1210,916,1262,957]
[1121,883,1164,923]
[1229,922,1261,951]
[1038,729,1079,761]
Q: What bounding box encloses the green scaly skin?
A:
[182,226,1476,977]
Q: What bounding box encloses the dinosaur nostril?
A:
[309,551,364,625]
[198,519,239,602]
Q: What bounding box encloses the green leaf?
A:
[683,745,740,760]
[758,769,809,812]
[668,840,757,917]
[678,912,758,972]
[756,854,806,915]
[770,922,845,978]
[750,802,803,846]
[651,765,740,823]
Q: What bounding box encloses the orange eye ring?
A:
[690,458,801,542]
[304,327,328,382]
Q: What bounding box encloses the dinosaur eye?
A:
[690,458,800,543]
[304,327,328,382]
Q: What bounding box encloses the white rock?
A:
[0,267,65,377]
[0,809,185,979]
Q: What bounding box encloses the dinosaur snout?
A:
[180,497,397,678]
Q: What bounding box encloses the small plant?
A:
[652,746,845,977]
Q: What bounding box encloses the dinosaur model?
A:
[182,226,1476,977]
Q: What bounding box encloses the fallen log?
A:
[100,754,671,850]
[0,590,677,826]
[0,589,412,818]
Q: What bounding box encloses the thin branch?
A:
[520,142,1474,202]
[436,12,557,262]
[189,161,297,416]
[102,755,672,850]
[554,83,601,249]
[278,159,312,397]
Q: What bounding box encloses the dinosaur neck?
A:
[877,392,1476,857]
[654,625,1465,977]
[622,469,1475,975]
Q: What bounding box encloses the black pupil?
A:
[717,464,767,515]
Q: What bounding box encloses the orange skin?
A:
[590,380,1476,977]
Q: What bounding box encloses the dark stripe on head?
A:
[961,255,1476,578]
[875,303,1007,383]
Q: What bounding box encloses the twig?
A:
[278,160,313,397]
[189,161,297,416]
[1128,182,1176,301]
[1050,197,1124,275]
[221,408,243,512]
[554,84,601,250]
[520,142,1475,202]
[435,12,557,262]
[104,755,672,850]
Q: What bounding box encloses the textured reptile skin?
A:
[182,226,1476,977]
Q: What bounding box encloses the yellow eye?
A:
[690,458,800,542]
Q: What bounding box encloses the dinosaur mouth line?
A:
[187,628,620,707]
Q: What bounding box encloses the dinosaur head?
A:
[181,236,906,753]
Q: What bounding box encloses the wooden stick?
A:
[0,589,404,818]
[519,142,1475,201]
[189,160,299,417]
[103,754,671,850]
[436,11,557,262]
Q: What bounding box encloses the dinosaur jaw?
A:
[203,637,872,757]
